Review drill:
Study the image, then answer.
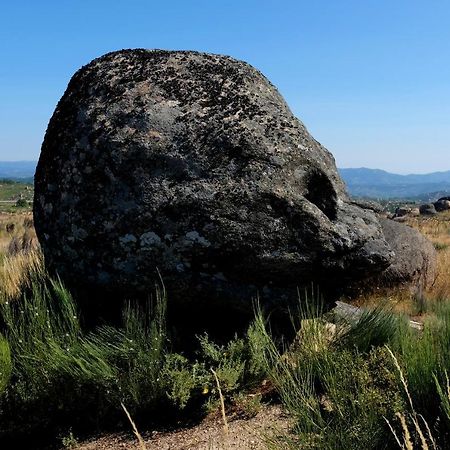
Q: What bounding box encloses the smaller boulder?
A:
[420,203,437,216]
[434,199,450,212]
[379,219,436,290]
[394,207,411,218]
[410,208,420,217]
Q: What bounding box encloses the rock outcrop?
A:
[34,49,435,309]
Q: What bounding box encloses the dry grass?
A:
[0,212,42,301]
[385,347,437,450]
[411,212,450,301]
[0,248,44,300]
[0,212,34,254]
[121,403,147,450]
[211,368,230,436]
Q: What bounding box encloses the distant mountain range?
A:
[1,161,449,201]
[339,168,450,200]
[0,161,36,182]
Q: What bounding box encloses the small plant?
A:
[434,242,449,252]
[163,353,206,409]
[60,430,78,449]
[233,392,263,418]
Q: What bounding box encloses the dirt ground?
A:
[75,404,291,450]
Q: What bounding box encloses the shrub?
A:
[0,275,271,444]
[15,198,28,208]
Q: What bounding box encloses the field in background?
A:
[0,181,33,213]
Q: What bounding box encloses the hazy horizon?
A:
[1,1,449,173]
[1,160,449,177]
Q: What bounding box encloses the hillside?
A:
[339,167,450,199]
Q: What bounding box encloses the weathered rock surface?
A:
[379,219,436,289]
[394,207,411,218]
[34,49,435,309]
[420,203,437,215]
[434,199,450,212]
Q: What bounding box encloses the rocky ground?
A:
[74,404,291,450]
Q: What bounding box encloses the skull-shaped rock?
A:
[34,50,413,308]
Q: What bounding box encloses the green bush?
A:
[15,198,28,208]
[2,273,450,448]
[259,295,450,449]
[0,275,271,443]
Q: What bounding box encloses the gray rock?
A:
[379,219,436,290]
[394,207,411,218]
[420,203,437,215]
[434,199,450,212]
[33,49,434,309]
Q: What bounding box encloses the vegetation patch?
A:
[0,213,449,448]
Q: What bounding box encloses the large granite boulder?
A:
[34,49,434,309]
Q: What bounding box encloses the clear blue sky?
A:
[1,0,449,174]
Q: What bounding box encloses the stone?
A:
[394,207,411,218]
[434,199,450,212]
[419,203,437,215]
[33,49,435,310]
[378,219,436,290]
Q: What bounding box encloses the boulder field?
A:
[34,49,436,310]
